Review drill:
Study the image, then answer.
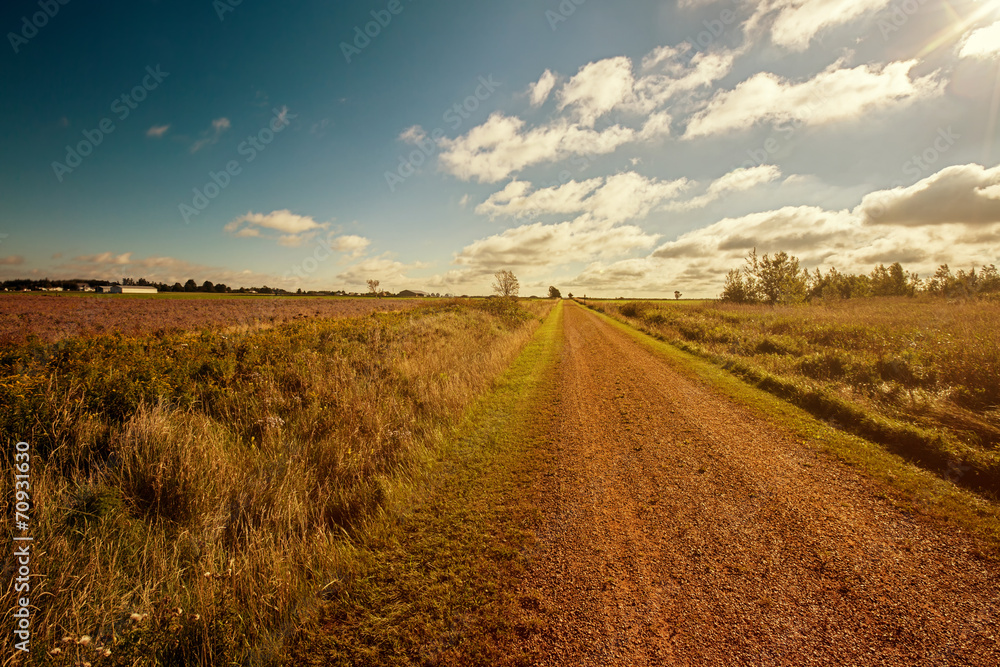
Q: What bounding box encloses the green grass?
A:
[582,302,1000,556]
[283,301,564,666]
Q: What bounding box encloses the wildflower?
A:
[191,614,201,621]
[129,612,145,622]
[174,607,183,616]
[101,648,112,657]
[63,636,76,643]
[204,571,213,578]
[49,647,62,655]
[78,635,91,646]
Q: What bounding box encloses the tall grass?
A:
[596,297,1000,497]
[0,299,551,665]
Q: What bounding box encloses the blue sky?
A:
[2,0,1000,296]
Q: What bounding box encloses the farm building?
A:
[397,289,427,297]
[110,285,158,294]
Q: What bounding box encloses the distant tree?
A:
[215,283,228,293]
[674,290,682,300]
[367,279,380,297]
[202,280,214,292]
[492,269,519,299]
[184,279,197,292]
[567,292,573,298]
[548,285,561,299]
[171,282,183,292]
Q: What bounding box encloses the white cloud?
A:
[225,210,330,246]
[959,20,1000,59]
[335,254,425,288]
[146,124,170,138]
[75,251,134,265]
[631,48,737,114]
[856,163,1000,226]
[0,255,25,265]
[475,172,690,224]
[190,117,231,153]
[764,0,893,51]
[684,59,942,138]
[454,219,660,269]
[557,162,1000,296]
[665,164,782,211]
[436,44,739,182]
[399,125,427,144]
[529,69,557,107]
[330,234,372,257]
[557,57,635,126]
[437,113,642,183]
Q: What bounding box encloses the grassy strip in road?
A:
[576,301,1000,557]
[282,301,564,666]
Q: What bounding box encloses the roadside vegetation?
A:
[590,293,1000,500]
[1,296,552,666]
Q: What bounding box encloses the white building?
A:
[110,285,158,294]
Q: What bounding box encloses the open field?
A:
[589,297,1000,499]
[0,294,424,345]
[0,298,552,665]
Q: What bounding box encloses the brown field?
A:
[590,297,1000,498]
[0,294,423,345]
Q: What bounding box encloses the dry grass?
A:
[594,297,1000,497]
[0,298,553,665]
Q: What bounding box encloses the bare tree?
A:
[492,269,519,299]
[367,279,380,298]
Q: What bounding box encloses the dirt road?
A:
[515,302,999,666]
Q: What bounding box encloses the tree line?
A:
[720,250,1000,304]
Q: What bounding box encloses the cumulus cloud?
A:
[529,69,557,107]
[557,57,635,126]
[665,164,782,211]
[146,124,170,138]
[475,172,690,225]
[760,0,893,51]
[225,210,330,247]
[959,20,1000,59]
[856,163,1000,226]
[437,43,737,183]
[74,251,134,265]
[557,162,1000,296]
[454,219,660,269]
[632,47,737,114]
[330,234,371,257]
[335,254,426,288]
[437,113,643,183]
[190,117,231,153]
[684,59,942,137]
